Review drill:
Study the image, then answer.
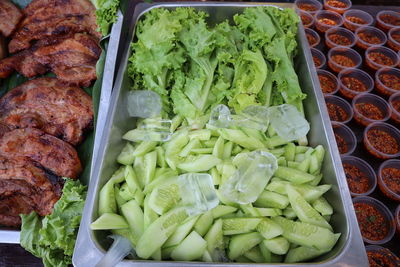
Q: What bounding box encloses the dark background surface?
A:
[1,1,400,267]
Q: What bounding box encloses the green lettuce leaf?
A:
[95,0,119,36]
[20,179,87,267]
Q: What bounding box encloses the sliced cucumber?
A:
[285,246,327,263]
[143,194,159,230]
[287,186,332,230]
[218,128,265,150]
[312,197,333,216]
[222,218,262,235]
[136,207,188,259]
[256,218,283,239]
[222,141,233,159]
[259,242,272,262]
[171,231,207,261]
[164,215,199,247]
[90,213,128,230]
[202,250,213,262]
[155,146,166,168]
[118,183,134,202]
[98,167,125,215]
[132,141,158,157]
[240,203,262,217]
[189,129,211,140]
[228,232,262,260]
[205,219,225,261]
[274,166,315,184]
[194,210,214,236]
[120,200,144,244]
[272,216,336,251]
[254,190,289,209]
[212,136,225,159]
[255,208,282,217]
[179,139,201,158]
[117,142,136,165]
[148,178,180,215]
[161,245,176,260]
[263,237,290,255]
[211,205,238,219]
[143,151,157,185]
[283,207,297,220]
[177,155,221,172]
[244,246,264,263]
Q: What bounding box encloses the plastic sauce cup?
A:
[363,122,400,159]
[376,10,400,32]
[343,9,374,31]
[323,0,351,15]
[375,67,400,97]
[325,95,353,123]
[315,10,344,33]
[389,91,400,124]
[388,27,400,52]
[305,28,321,48]
[338,68,373,99]
[311,47,326,69]
[295,0,322,15]
[317,69,339,95]
[365,46,400,71]
[332,121,357,156]
[299,10,315,28]
[378,159,400,202]
[352,93,391,126]
[325,27,356,48]
[328,47,362,73]
[355,26,387,50]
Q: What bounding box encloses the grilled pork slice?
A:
[0,127,82,179]
[0,34,101,86]
[0,156,63,227]
[0,0,23,37]
[0,77,93,145]
[9,0,100,53]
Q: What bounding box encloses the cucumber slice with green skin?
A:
[287,186,332,230]
[309,173,323,186]
[228,232,262,260]
[143,169,177,194]
[265,135,288,148]
[117,143,136,165]
[155,146,166,168]
[232,144,242,155]
[254,191,289,209]
[283,207,297,220]
[148,178,180,215]
[99,167,125,215]
[165,130,189,157]
[171,231,207,261]
[312,197,333,216]
[189,129,212,140]
[212,136,225,159]
[284,143,296,162]
[178,155,221,172]
[244,246,264,263]
[192,148,214,154]
[179,139,201,158]
[164,215,200,247]
[266,180,331,202]
[217,128,265,150]
[210,167,221,186]
[216,189,238,207]
[220,163,236,185]
[259,242,272,262]
[136,207,188,259]
[277,157,287,166]
[295,153,305,163]
[309,153,320,174]
[205,219,224,261]
[143,194,159,230]
[284,246,328,263]
[151,249,161,260]
[240,204,262,217]
[268,147,285,158]
[118,183,134,202]
[161,245,176,260]
[115,186,127,208]
[133,156,146,188]
[295,146,310,154]
[132,141,158,157]
[121,200,144,245]
[211,205,238,219]
[297,157,311,173]
[125,165,142,196]
[256,218,283,239]
[194,210,214,236]
[263,237,290,255]
[272,216,337,251]
[144,151,157,185]
[170,115,183,132]
[274,166,315,184]
[255,208,282,217]
[222,141,233,159]
[287,161,300,169]
[222,218,262,235]
[203,138,217,148]
[90,213,129,230]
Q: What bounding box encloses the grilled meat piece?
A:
[0,0,23,37]
[9,0,100,53]
[0,35,6,60]
[0,77,94,145]
[0,127,82,179]
[0,33,100,86]
[0,156,63,227]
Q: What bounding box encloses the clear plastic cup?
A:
[323,0,351,15]
[365,46,400,71]
[389,92,400,124]
[352,93,391,126]
[352,196,396,245]
[332,121,357,156]
[299,10,315,28]
[325,95,353,123]
[343,9,374,31]
[355,26,387,50]
[338,68,373,99]
[388,27,400,52]
[317,69,339,95]
[325,27,356,48]
[396,205,400,237]
[315,10,344,33]
[295,0,322,15]
[328,47,362,73]
[305,28,321,48]
[341,156,377,197]
[363,122,400,159]
[378,159,400,202]
[376,10,400,32]
[311,47,326,69]
[375,67,400,97]
[366,245,400,265]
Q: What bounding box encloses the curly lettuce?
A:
[20,179,87,267]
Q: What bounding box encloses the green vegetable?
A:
[94,0,119,36]
[171,231,207,261]
[263,237,290,255]
[20,179,87,267]
[90,213,128,230]
[222,218,262,235]
[228,232,263,260]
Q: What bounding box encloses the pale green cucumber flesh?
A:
[171,231,207,261]
[263,237,290,255]
[228,232,262,260]
[222,218,262,235]
[90,213,129,230]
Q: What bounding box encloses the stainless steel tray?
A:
[73,2,368,266]
[0,10,124,244]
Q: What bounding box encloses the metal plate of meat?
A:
[73,2,368,266]
[0,10,124,244]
